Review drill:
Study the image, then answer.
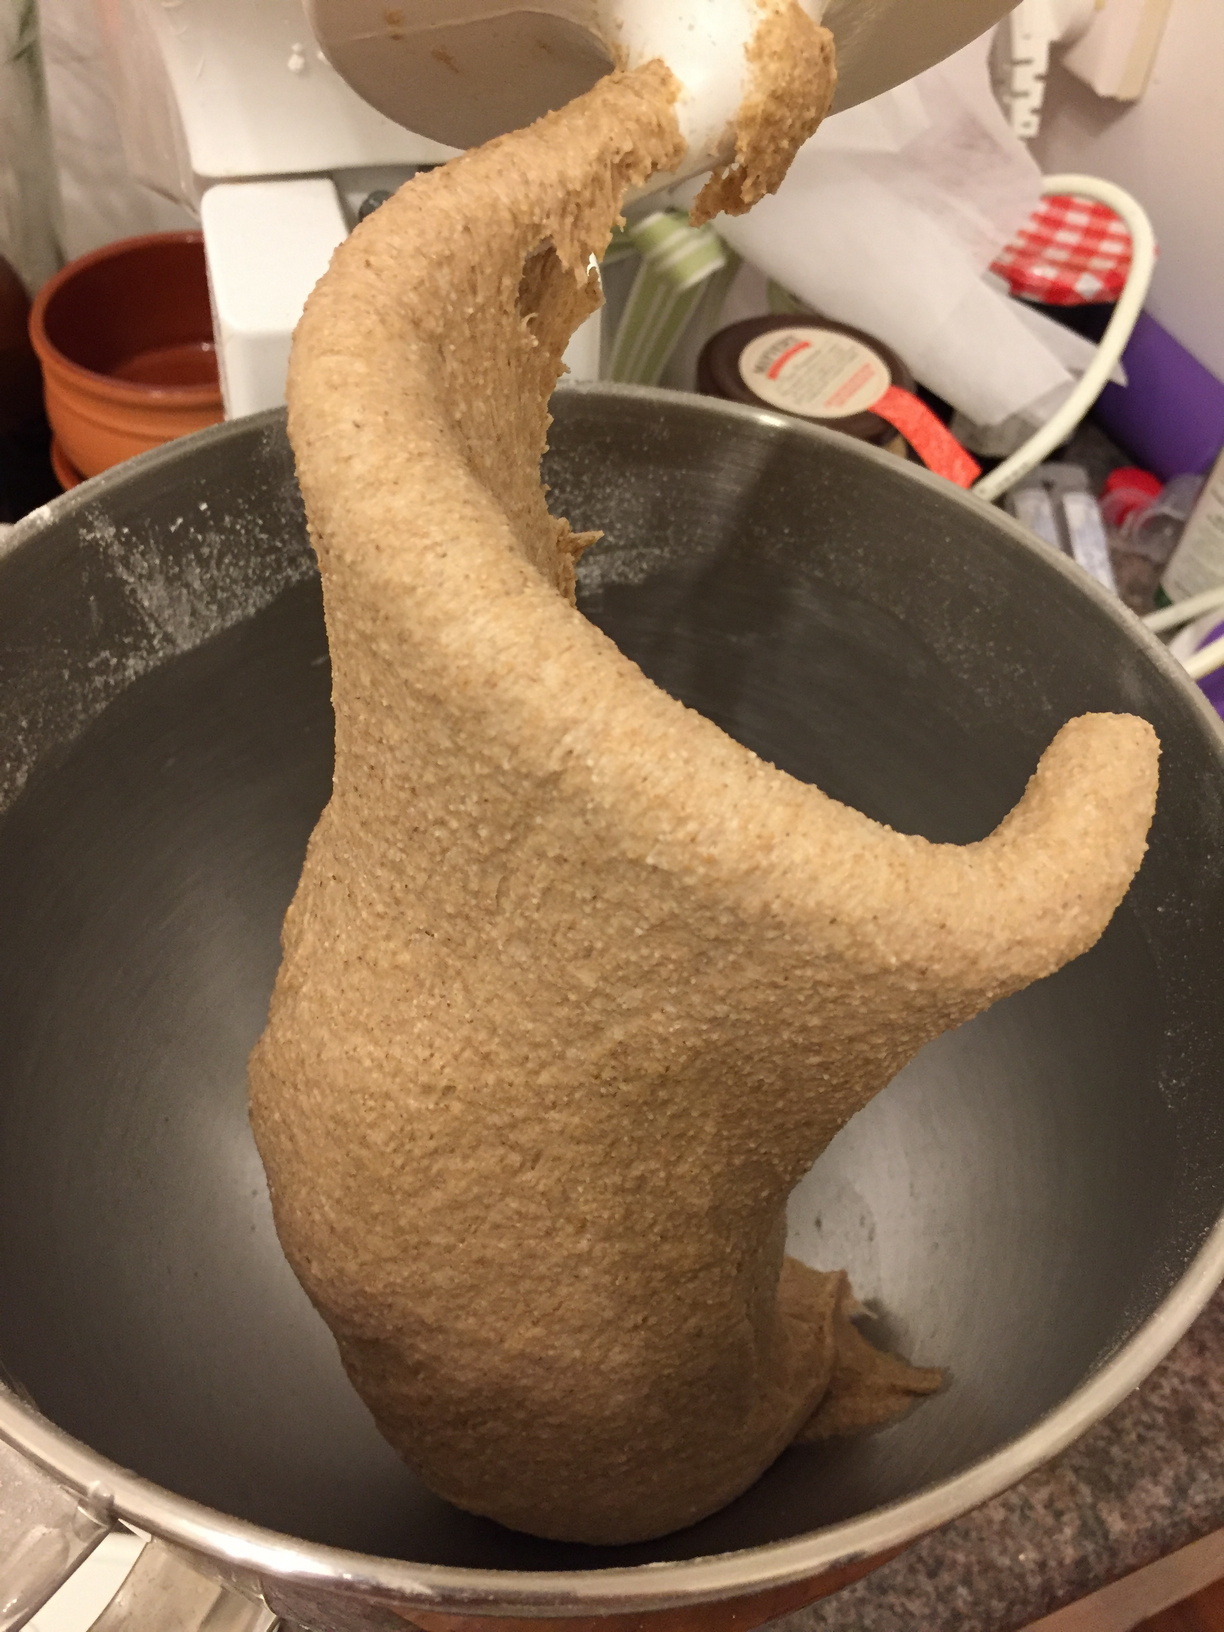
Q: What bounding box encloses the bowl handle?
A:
[0,1433,110,1632]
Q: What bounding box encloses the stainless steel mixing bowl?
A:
[0,387,1223,1632]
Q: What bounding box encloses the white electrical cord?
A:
[1183,632,1224,684]
[1142,584,1224,635]
[1141,586,1224,686]
[972,175,1157,504]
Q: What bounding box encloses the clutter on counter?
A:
[1100,466,1164,535]
[1004,463,1117,595]
[696,315,981,485]
[708,33,1117,434]
[1105,471,1203,614]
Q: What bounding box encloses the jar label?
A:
[737,327,890,419]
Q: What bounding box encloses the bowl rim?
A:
[28,231,222,406]
[2,388,1223,1616]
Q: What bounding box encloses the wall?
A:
[1032,0,1224,382]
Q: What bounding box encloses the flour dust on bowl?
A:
[0,387,1222,1632]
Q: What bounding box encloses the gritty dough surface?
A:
[692,0,838,225]
[248,61,1160,1546]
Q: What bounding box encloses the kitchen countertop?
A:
[778,1284,1224,1632]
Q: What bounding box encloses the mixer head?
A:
[307,0,1019,178]
[306,0,616,152]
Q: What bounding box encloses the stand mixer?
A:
[9,3,1224,1630]
[96,0,1016,417]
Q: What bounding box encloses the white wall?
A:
[1032,0,1224,381]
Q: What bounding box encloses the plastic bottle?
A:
[1125,473,1206,569]
[1100,467,1162,538]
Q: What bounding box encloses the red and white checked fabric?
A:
[990,193,1141,307]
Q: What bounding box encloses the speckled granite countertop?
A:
[778,1285,1224,1632]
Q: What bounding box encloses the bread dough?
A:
[692,0,837,225]
[248,48,1160,1546]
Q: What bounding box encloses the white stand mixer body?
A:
[306,0,1019,184]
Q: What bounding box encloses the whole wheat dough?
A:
[249,36,1160,1546]
[692,0,837,224]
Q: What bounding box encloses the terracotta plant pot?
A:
[29,233,223,479]
[49,437,83,492]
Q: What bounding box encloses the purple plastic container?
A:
[1197,619,1224,723]
[1096,313,1224,481]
